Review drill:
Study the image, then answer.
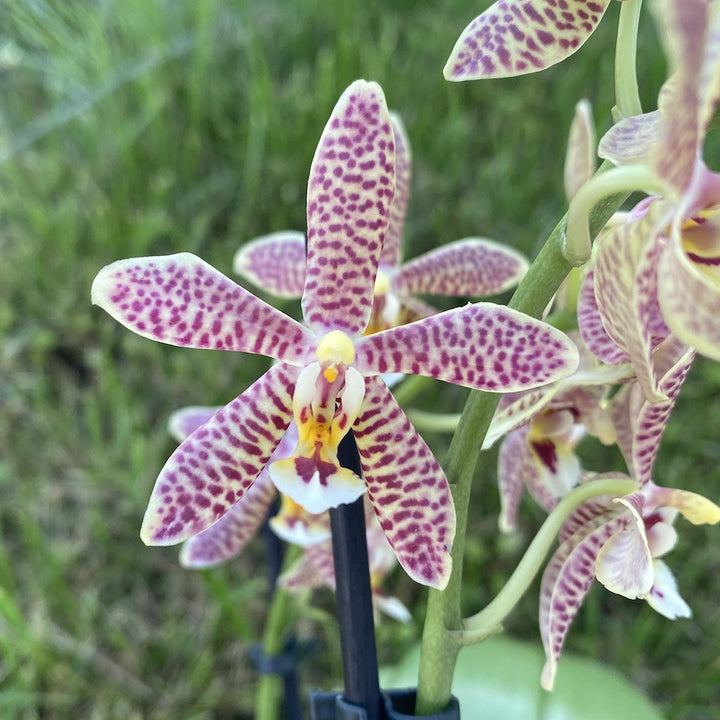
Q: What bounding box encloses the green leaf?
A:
[380,636,664,720]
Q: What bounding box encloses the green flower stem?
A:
[614,0,643,120]
[463,477,638,634]
[255,543,303,720]
[564,162,664,265]
[405,410,461,434]
[414,182,632,717]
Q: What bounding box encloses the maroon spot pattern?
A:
[577,267,629,365]
[180,470,277,567]
[353,377,456,589]
[631,342,695,486]
[381,113,412,268]
[354,303,577,393]
[92,253,316,363]
[594,214,670,397]
[233,232,308,299]
[303,80,395,336]
[392,239,528,298]
[498,426,543,532]
[141,363,298,545]
[540,509,627,686]
[445,0,611,80]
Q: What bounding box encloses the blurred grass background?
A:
[1,0,719,718]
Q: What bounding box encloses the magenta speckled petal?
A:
[577,267,629,365]
[381,113,412,268]
[168,406,221,443]
[630,340,695,485]
[278,549,328,591]
[92,253,316,363]
[232,231,307,298]
[559,490,618,543]
[598,111,662,168]
[658,225,720,360]
[540,511,626,690]
[497,428,540,532]
[179,470,277,568]
[444,0,611,81]
[140,363,298,545]
[354,376,455,589]
[354,303,579,392]
[564,99,595,202]
[303,80,395,335]
[391,239,528,298]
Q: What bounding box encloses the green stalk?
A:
[414,187,631,715]
[255,544,302,720]
[614,0,643,120]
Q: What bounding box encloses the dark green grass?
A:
[1,0,717,717]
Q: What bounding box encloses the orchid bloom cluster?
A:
[453,0,720,690]
[92,80,579,591]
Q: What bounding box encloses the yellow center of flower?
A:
[316,330,356,382]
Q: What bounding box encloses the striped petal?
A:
[179,470,277,568]
[598,111,663,167]
[278,549,328,591]
[140,363,298,545]
[391,239,528,298]
[354,303,579,392]
[232,231,307,298]
[353,376,456,589]
[303,80,395,335]
[577,266,629,365]
[564,99,596,202]
[497,428,539,533]
[595,495,653,598]
[168,406,221,443]
[444,0,611,81]
[540,511,627,690]
[91,253,316,363]
[381,113,412,268]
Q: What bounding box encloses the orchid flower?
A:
[444,0,625,81]
[538,332,714,689]
[488,332,621,532]
[233,113,529,333]
[570,0,720,362]
[539,475,720,690]
[279,501,412,623]
[92,80,579,589]
[168,408,328,568]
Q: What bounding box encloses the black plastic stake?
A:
[329,431,383,720]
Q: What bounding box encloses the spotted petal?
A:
[354,376,456,589]
[598,110,663,167]
[355,303,579,392]
[303,80,395,335]
[232,231,307,298]
[381,113,412,268]
[391,239,528,298]
[540,510,626,690]
[140,363,298,545]
[179,470,278,568]
[92,253,316,363]
[444,0,611,81]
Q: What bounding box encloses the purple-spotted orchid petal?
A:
[540,479,720,689]
[354,303,579,393]
[168,406,220,443]
[232,231,307,298]
[381,113,411,269]
[444,0,614,81]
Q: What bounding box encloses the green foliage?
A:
[0,0,715,717]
